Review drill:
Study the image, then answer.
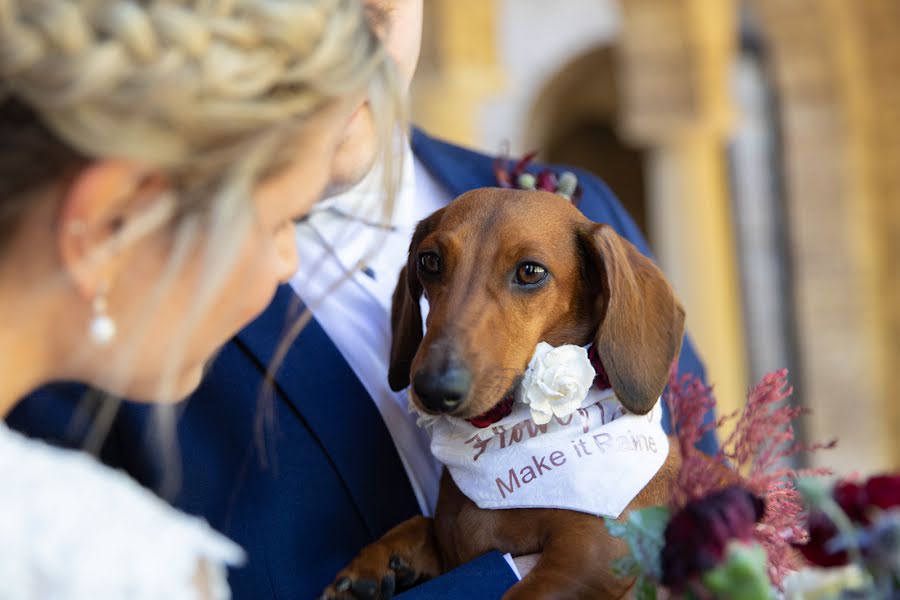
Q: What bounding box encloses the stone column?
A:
[751,0,896,472]
[617,0,748,423]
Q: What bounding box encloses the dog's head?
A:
[389,188,685,420]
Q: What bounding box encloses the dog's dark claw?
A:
[335,577,352,593]
[380,572,396,599]
[351,578,378,599]
[389,558,417,588]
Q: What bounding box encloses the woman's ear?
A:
[58,160,171,299]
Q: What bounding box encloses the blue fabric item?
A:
[8,128,717,600]
[395,552,520,600]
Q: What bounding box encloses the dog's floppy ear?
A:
[388,264,423,391]
[388,211,442,391]
[580,224,686,414]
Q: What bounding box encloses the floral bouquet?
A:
[604,368,844,599]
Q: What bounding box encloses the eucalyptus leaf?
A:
[633,575,658,600]
[796,477,831,507]
[604,506,670,581]
[701,542,772,600]
[611,554,639,578]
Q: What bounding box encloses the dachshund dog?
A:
[322,188,686,599]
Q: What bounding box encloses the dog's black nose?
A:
[413,366,471,413]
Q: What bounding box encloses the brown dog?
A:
[321,188,686,600]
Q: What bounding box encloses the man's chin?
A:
[326,108,379,196]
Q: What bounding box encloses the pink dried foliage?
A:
[664,367,837,585]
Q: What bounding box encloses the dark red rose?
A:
[467,395,514,428]
[587,345,611,391]
[864,474,900,512]
[661,485,765,591]
[833,480,870,524]
[795,510,850,568]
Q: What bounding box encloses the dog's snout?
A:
[413,365,471,413]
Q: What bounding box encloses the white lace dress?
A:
[0,422,244,599]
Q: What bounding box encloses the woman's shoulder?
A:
[0,422,244,600]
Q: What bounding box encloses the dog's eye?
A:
[515,263,548,286]
[419,252,442,276]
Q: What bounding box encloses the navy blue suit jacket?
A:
[8,129,715,599]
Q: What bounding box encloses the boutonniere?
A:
[493,149,583,203]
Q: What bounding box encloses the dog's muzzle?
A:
[412,364,472,413]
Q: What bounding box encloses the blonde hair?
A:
[1,0,387,161]
[0,0,405,478]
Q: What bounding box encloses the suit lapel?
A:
[411,128,624,224]
[411,128,498,197]
[235,285,419,538]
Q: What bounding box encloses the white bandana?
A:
[415,388,669,518]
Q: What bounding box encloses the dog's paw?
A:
[319,554,423,600]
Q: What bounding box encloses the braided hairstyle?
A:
[0,0,401,240]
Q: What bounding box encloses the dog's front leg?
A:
[320,515,443,600]
[503,520,634,600]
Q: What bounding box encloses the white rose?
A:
[520,342,596,425]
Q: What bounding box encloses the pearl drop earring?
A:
[89,283,116,346]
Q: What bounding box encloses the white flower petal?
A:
[530,407,553,425]
[552,397,582,418]
[518,341,596,422]
[535,379,564,398]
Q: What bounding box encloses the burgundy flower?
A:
[587,345,611,391]
[864,474,900,512]
[467,395,514,428]
[536,170,557,192]
[661,485,765,591]
[796,474,900,569]
[834,480,870,524]
[830,474,900,527]
[795,511,849,568]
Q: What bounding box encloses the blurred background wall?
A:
[410,0,900,475]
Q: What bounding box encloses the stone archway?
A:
[526,46,650,239]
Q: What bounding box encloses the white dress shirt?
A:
[290,144,448,515]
